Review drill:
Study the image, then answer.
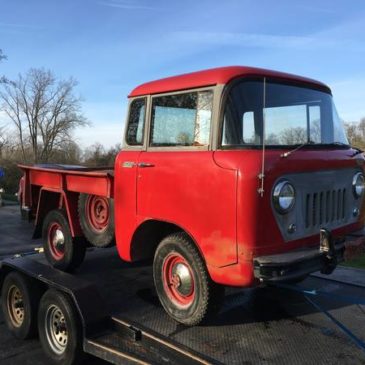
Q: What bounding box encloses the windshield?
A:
[222,79,349,148]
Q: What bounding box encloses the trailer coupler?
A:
[270,281,365,353]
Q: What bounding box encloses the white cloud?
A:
[97,0,156,10]
[171,30,364,51]
[74,122,125,148]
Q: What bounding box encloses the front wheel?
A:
[38,289,84,365]
[153,233,225,326]
[42,210,86,272]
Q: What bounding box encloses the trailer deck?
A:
[1,205,365,364]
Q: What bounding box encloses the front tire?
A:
[1,271,41,339]
[38,289,84,365]
[153,233,225,326]
[42,210,86,272]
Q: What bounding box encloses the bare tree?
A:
[0,68,88,163]
[0,126,8,159]
[345,118,365,150]
[0,49,8,84]
[280,127,306,145]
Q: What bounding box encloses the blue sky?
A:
[1,0,365,147]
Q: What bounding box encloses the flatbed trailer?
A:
[1,247,365,365]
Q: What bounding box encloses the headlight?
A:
[352,172,365,198]
[273,180,295,214]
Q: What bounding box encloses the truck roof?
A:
[128,66,331,97]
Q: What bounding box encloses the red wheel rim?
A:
[162,253,195,308]
[86,195,110,233]
[48,222,65,260]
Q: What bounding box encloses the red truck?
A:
[18,66,365,326]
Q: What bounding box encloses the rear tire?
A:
[153,232,225,326]
[38,289,84,365]
[42,210,86,272]
[1,271,42,339]
[78,194,115,248]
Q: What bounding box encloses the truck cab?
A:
[114,66,365,320]
[18,66,365,325]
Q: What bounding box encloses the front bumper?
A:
[254,229,365,283]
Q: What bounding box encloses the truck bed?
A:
[19,163,114,199]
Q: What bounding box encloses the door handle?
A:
[138,162,154,168]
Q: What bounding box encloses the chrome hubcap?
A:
[53,229,65,251]
[171,263,193,296]
[45,305,68,355]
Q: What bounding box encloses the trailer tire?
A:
[78,193,115,248]
[43,210,86,272]
[38,289,84,365]
[153,232,225,326]
[1,271,41,339]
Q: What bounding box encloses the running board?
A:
[84,317,220,365]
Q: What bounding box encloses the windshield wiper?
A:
[281,141,315,158]
[350,146,363,157]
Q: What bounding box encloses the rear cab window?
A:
[126,98,146,146]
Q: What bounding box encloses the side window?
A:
[150,90,213,147]
[126,98,146,146]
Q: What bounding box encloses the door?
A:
[136,89,237,267]
[114,97,146,261]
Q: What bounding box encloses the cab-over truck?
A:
[17,66,365,327]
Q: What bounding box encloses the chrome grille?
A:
[305,188,346,228]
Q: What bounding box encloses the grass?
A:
[341,254,365,270]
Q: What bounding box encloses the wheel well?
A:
[130,220,197,262]
[33,190,62,239]
[33,189,82,239]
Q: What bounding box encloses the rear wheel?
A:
[42,210,86,272]
[153,233,225,326]
[1,271,41,339]
[78,193,115,248]
[38,289,84,365]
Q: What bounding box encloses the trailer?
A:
[1,247,365,365]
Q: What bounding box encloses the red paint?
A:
[162,253,195,307]
[86,195,110,232]
[129,66,330,97]
[18,67,365,289]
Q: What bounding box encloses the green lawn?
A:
[342,254,365,270]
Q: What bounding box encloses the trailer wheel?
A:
[38,289,84,365]
[153,233,225,326]
[1,271,41,339]
[78,193,115,248]
[43,210,86,272]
